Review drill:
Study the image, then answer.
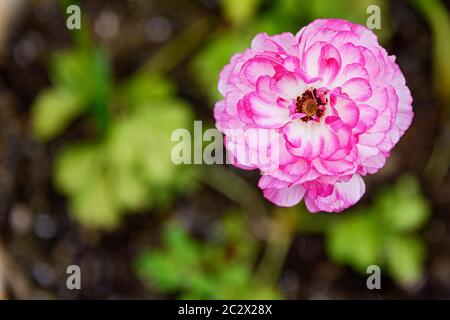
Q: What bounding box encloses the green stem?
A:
[141,16,213,75]
[256,212,295,287]
[198,165,268,217]
[410,0,450,189]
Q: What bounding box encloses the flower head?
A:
[214,19,413,212]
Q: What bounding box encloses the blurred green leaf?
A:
[221,0,261,27]
[375,176,430,232]
[31,89,83,140]
[71,172,121,229]
[324,175,430,288]
[111,168,149,211]
[137,225,202,291]
[282,0,385,23]
[55,143,121,229]
[121,73,175,109]
[191,31,250,101]
[136,215,281,299]
[193,0,391,103]
[59,46,111,129]
[53,72,196,229]
[327,213,382,272]
[411,0,450,103]
[51,46,111,108]
[54,144,100,195]
[385,235,426,287]
[32,45,112,140]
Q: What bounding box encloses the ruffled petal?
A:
[244,92,291,128]
[304,174,365,212]
[261,179,306,207]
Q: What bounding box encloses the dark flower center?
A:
[296,89,326,122]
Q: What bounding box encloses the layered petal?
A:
[214,18,413,213]
[304,174,366,213]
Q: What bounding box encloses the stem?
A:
[141,16,213,75]
[256,212,296,286]
[198,165,268,217]
[410,0,450,190]
[255,206,340,287]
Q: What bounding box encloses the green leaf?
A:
[138,100,192,185]
[327,213,383,272]
[221,0,261,26]
[213,263,281,299]
[54,144,100,195]
[411,0,450,103]
[51,46,112,132]
[121,73,175,109]
[54,144,122,229]
[52,47,111,104]
[324,175,430,287]
[274,0,390,42]
[136,224,202,291]
[71,175,120,229]
[31,89,83,140]
[136,215,279,299]
[385,235,425,287]
[111,168,150,211]
[190,31,250,101]
[52,71,197,229]
[376,175,430,232]
[106,96,196,209]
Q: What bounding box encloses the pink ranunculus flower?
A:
[214,18,413,212]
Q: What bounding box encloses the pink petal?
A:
[304,174,365,213]
[284,121,339,159]
[339,43,365,66]
[332,95,359,127]
[258,175,290,189]
[342,77,372,101]
[272,72,307,100]
[341,63,369,82]
[303,41,325,77]
[318,44,342,84]
[354,104,378,133]
[241,57,277,86]
[244,92,290,129]
[262,183,306,207]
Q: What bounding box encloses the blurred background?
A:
[0,0,449,299]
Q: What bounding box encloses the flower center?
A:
[296,89,326,122]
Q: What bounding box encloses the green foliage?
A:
[327,214,383,272]
[32,46,111,139]
[221,0,261,27]
[54,73,195,229]
[32,89,83,140]
[32,41,196,229]
[326,176,430,287]
[411,0,450,104]
[278,0,387,26]
[191,0,390,102]
[51,46,111,110]
[375,176,430,232]
[136,214,281,299]
[191,32,250,102]
[385,235,425,286]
